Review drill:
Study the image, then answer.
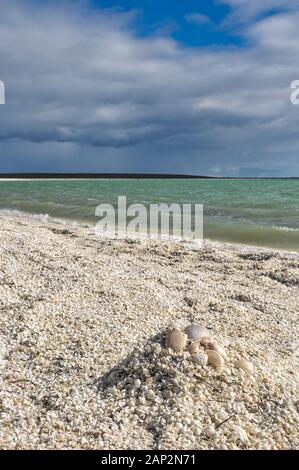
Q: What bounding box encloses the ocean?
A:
[0,179,298,251]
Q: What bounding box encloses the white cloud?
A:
[185,13,213,26]
[221,0,299,22]
[248,12,299,50]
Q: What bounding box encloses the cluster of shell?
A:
[166,319,253,373]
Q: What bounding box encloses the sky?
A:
[0,0,299,176]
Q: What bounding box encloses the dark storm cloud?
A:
[0,0,299,175]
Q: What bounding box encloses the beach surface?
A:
[0,214,298,450]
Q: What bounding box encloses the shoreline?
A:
[0,208,299,257]
[0,213,298,449]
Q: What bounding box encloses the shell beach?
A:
[0,214,298,450]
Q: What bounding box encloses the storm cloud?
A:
[0,0,299,175]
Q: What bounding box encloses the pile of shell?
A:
[166,319,253,373]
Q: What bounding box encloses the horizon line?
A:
[0,173,298,180]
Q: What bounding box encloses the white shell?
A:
[206,425,217,438]
[188,342,200,354]
[202,340,228,360]
[134,379,141,388]
[191,352,208,366]
[167,328,187,352]
[185,324,210,341]
[206,350,224,369]
[232,425,248,443]
[200,336,211,345]
[235,359,253,374]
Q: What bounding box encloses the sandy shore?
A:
[0,214,298,450]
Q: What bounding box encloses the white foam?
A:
[0,208,87,229]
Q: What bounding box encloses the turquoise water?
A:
[0,179,298,251]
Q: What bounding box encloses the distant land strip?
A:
[0,173,298,180]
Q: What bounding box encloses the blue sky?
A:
[0,0,299,176]
[93,0,238,47]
